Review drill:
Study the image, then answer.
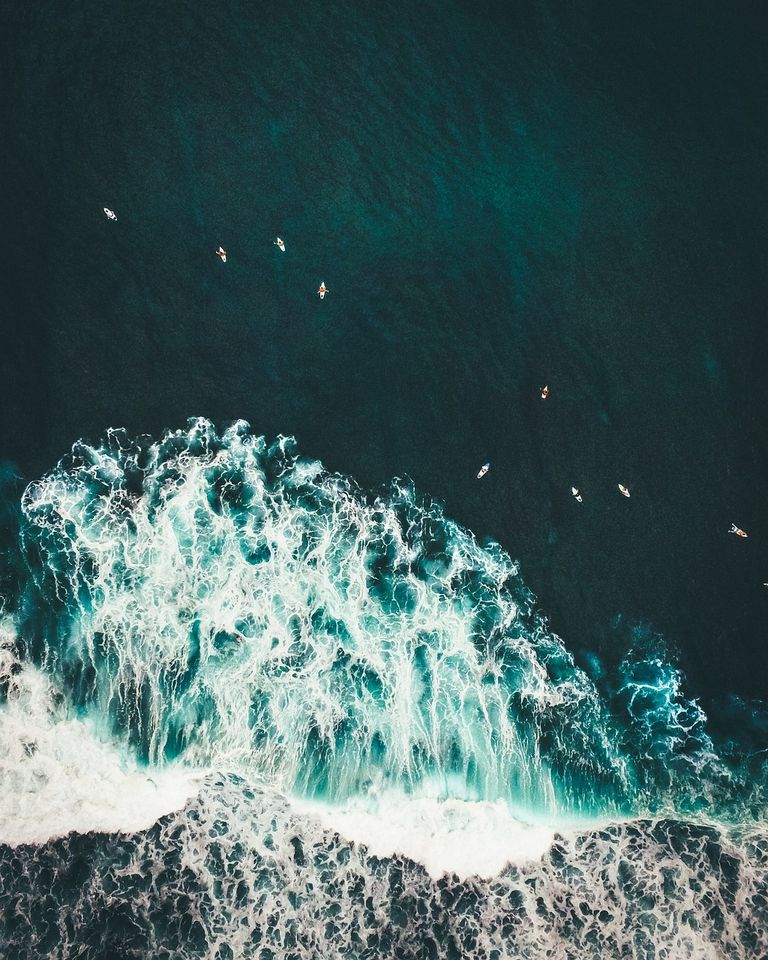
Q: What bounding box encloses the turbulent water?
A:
[2,0,766,954]
[1,419,767,958]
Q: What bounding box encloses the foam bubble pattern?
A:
[19,419,638,816]
[0,774,766,960]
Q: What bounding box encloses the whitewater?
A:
[1,418,766,958]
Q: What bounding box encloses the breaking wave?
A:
[1,418,767,958]
[3,774,768,960]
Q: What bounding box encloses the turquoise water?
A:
[1,421,767,957]
[1,1,767,957]
[12,421,723,817]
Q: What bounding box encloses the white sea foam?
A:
[290,791,561,879]
[6,419,748,854]
[6,774,764,960]
[2,420,767,958]
[17,419,631,821]
[0,621,203,846]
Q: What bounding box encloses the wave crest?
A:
[18,418,631,816]
[11,418,765,840]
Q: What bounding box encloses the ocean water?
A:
[1,1,767,958]
[1,421,767,958]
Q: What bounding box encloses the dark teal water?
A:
[0,5,767,956]
[1,0,766,699]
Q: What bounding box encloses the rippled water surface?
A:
[0,2,766,957]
